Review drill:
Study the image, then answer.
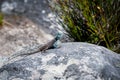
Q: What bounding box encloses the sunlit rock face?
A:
[0,42,120,80]
[0,19,53,56]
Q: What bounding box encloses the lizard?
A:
[7,32,63,60]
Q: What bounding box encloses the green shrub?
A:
[50,0,120,53]
[0,13,3,26]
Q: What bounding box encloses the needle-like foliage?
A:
[50,0,120,53]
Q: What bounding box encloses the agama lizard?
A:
[7,33,63,60]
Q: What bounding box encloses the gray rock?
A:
[0,42,120,80]
[1,1,17,14]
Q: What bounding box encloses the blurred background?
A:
[0,0,67,56]
[0,0,120,56]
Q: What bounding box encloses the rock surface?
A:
[0,42,120,80]
[0,16,53,56]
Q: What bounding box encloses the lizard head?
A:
[55,32,63,40]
